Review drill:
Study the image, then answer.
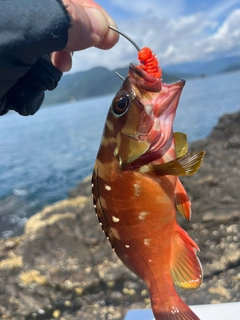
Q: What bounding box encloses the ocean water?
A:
[0,70,240,238]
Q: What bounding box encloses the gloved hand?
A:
[0,55,62,116]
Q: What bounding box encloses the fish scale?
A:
[92,46,205,319]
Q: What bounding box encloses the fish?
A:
[92,45,205,320]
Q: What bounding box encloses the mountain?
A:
[163,56,240,77]
[43,66,179,106]
[44,55,240,106]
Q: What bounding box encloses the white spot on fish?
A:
[101,136,116,147]
[133,183,141,196]
[101,136,109,147]
[99,196,108,209]
[93,204,97,208]
[156,195,170,204]
[111,227,121,240]
[112,216,120,222]
[144,239,150,246]
[106,120,114,132]
[138,211,150,220]
[171,307,180,315]
[91,183,94,187]
[125,244,130,248]
[145,104,154,116]
[153,118,161,131]
[114,147,118,156]
[105,184,111,191]
[148,259,152,262]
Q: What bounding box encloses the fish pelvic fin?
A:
[175,177,191,221]
[138,151,205,176]
[174,132,188,157]
[171,224,203,289]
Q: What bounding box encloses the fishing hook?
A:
[108,26,140,52]
[115,71,125,82]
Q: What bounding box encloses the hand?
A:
[51,0,119,72]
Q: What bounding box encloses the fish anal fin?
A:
[171,225,202,289]
[174,132,188,157]
[175,177,191,221]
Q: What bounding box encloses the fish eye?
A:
[112,94,130,116]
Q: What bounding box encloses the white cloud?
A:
[207,0,240,19]
[197,9,240,55]
[71,4,240,73]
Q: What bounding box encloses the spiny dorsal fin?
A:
[174,132,188,158]
[171,224,202,289]
[139,151,205,176]
[175,177,191,221]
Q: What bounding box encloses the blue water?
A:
[0,70,240,237]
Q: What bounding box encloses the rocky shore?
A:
[0,111,240,320]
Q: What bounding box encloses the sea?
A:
[0,70,240,238]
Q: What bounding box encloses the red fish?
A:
[92,47,204,319]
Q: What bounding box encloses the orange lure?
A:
[92,28,205,319]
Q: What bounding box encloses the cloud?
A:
[207,0,240,19]
[71,3,240,73]
[197,9,240,55]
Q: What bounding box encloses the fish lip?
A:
[176,78,186,86]
[128,63,162,92]
[129,63,157,82]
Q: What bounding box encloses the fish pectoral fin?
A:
[171,225,202,289]
[115,132,150,169]
[139,151,205,176]
[174,132,188,157]
[175,177,192,221]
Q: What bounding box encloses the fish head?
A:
[107,63,185,169]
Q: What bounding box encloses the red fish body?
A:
[92,49,204,319]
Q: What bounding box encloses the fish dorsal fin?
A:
[171,224,202,289]
[139,151,205,176]
[175,177,191,221]
[174,132,188,158]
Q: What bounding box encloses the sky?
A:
[71,0,240,73]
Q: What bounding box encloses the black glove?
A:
[0,54,62,116]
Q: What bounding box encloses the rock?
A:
[1,111,240,319]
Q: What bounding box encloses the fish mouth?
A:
[114,65,185,169]
[131,79,185,166]
[148,79,185,155]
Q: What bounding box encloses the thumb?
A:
[62,0,119,52]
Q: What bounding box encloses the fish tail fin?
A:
[150,284,200,319]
